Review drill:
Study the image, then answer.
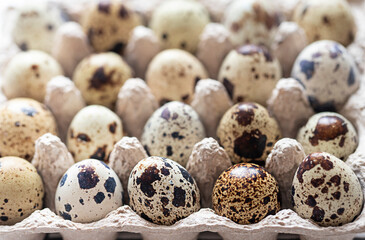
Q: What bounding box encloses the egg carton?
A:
[1,0,365,240]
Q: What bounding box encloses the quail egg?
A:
[67,105,123,163]
[150,0,210,53]
[0,98,58,161]
[222,0,279,47]
[141,101,206,167]
[11,2,67,53]
[0,157,44,225]
[83,0,141,54]
[55,159,123,223]
[128,156,200,225]
[146,49,208,105]
[297,112,357,160]
[293,0,356,47]
[291,152,363,226]
[73,52,133,108]
[3,50,64,102]
[218,45,282,105]
[291,40,359,112]
[212,163,280,224]
[217,102,281,165]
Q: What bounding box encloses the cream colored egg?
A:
[55,159,123,223]
[218,45,282,105]
[128,156,200,225]
[83,0,141,54]
[67,105,123,163]
[150,0,210,53]
[73,52,133,108]
[217,102,281,164]
[293,0,356,46]
[292,152,363,226]
[0,156,44,225]
[0,98,58,161]
[3,50,63,102]
[141,101,205,167]
[146,49,208,105]
[297,112,357,160]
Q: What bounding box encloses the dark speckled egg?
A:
[212,163,280,224]
[291,152,363,226]
[291,40,359,112]
[217,102,281,165]
[55,159,123,223]
[128,156,200,225]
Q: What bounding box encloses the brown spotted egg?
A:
[218,44,282,105]
[83,0,141,54]
[291,152,363,226]
[0,156,44,225]
[291,40,359,112]
[128,156,200,225]
[67,105,123,163]
[297,112,358,160]
[141,101,206,167]
[0,98,57,161]
[55,159,123,223]
[212,163,280,224]
[217,102,281,165]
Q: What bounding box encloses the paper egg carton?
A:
[1,0,365,240]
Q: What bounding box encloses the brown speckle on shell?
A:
[296,153,333,183]
[309,116,348,146]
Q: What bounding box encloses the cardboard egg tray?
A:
[1,0,365,240]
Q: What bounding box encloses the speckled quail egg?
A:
[128,156,200,225]
[297,112,357,161]
[0,98,57,161]
[73,52,133,108]
[291,40,359,112]
[222,0,280,47]
[0,157,44,225]
[141,101,205,167]
[67,105,123,163]
[83,0,141,54]
[55,159,123,223]
[11,2,67,53]
[291,152,363,226]
[218,45,282,105]
[150,0,210,53]
[146,49,208,105]
[217,102,281,165]
[3,50,64,102]
[212,163,280,224]
[293,0,356,47]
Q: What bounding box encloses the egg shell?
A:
[55,159,123,223]
[82,0,141,54]
[291,40,359,112]
[0,156,44,225]
[128,156,200,225]
[3,50,64,102]
[293,0,356,47]
[67,105,123,163]
[150,0,210,53]
[218,45,282,105]
[0,98,58,161]
[141,101,206,167]
[222,0,279,47]
[217,102,281,164]
[212,163,280,224]
[297,112,358,160]
[291,152,363,227]
[11,3,67,53]
[73,52,133,108]
[146,49,208,105]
